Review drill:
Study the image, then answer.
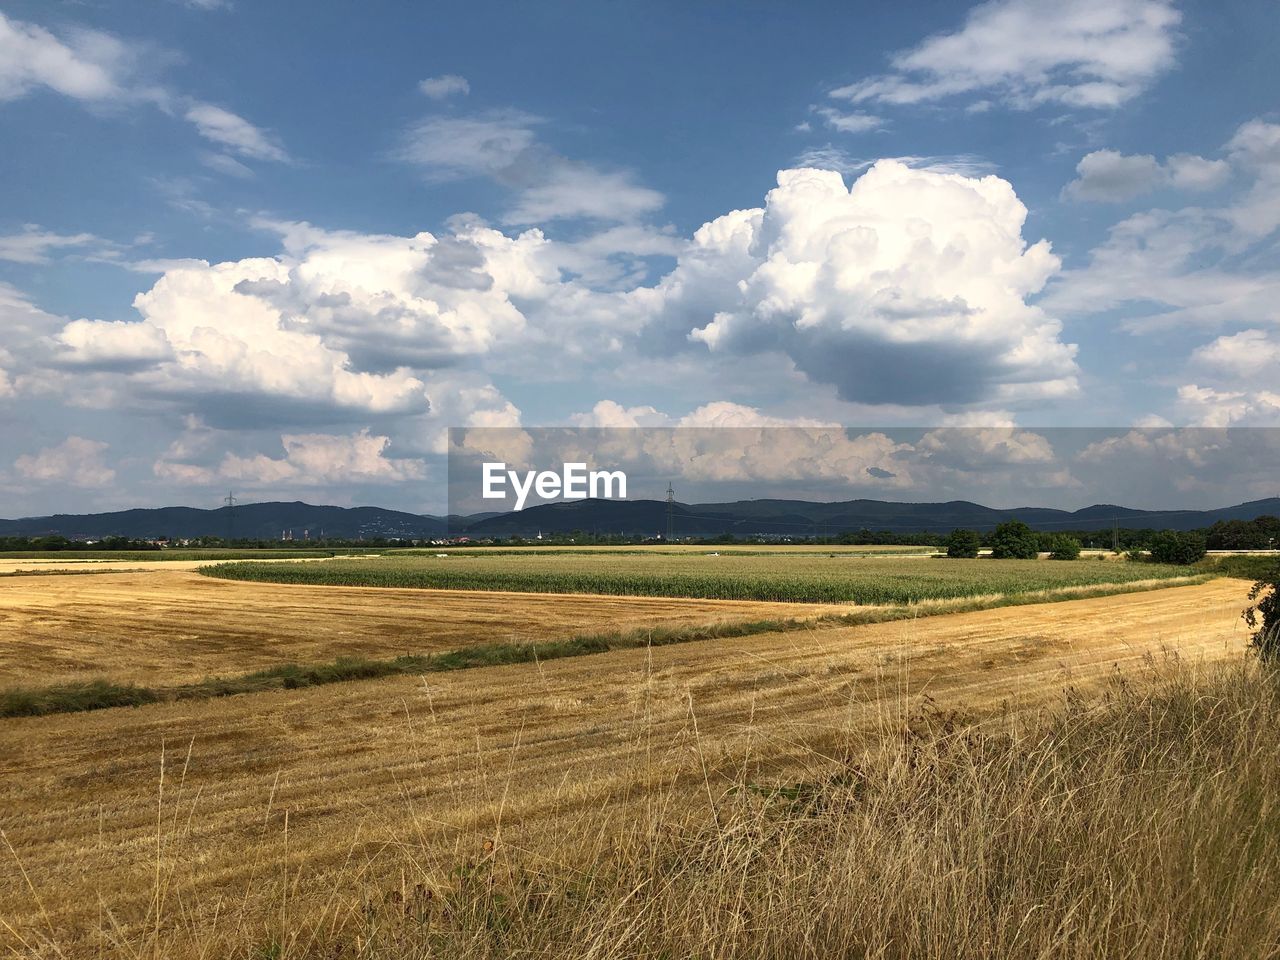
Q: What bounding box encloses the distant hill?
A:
[3,496,1278,541]
[0,501,447,541]
[460,496,1280,539]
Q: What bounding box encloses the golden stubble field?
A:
[0,567,856,687]
[0,574,1253,956]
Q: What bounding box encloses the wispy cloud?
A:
[832,0,1180,111]
[418,74,469,100]
[184,102,290,163]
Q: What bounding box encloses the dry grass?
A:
[0,579,1251,957]
[314,655,1280,960]
[0,569,852,688]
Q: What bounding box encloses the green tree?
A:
[1148,530,1207,565]
[943,528,981,559]
[1047,535,1082,560]
[989,520,1039,560]
[1244,562,1280,660]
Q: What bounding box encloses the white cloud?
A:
[1192,329,1280,380]
[397,110,540,180]
[398,109,663,224]
[184,102,289,162]
[418,74,469,99]
[1167,153,1232,192]
[1078,427,1280,503]
[0,227,98,264]
[833,0,1180,111]
[813,107,883,134]
[221,430,425,485]
[54,318,173,369]
[1046,119,1280,336]
[201,152,254,178]
[569,400,671,428]
[155,428,427,486]
[639,161,1076,407]
[1173,385,1280,428]
[1065,148,1228,202]
[46,218,561,426]
[14,436,115,487]
[0,12,137,102]
[503,164,664,224]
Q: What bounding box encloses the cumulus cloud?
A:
[184,102,289,162]
[14,436,115,487]
[418,74,469,99]
[397,110,664,223]
[832,0,1180,111]
[1192,329,1280,380]
[638,161,1076,407]
[45,218,562,427]
[223,430,425,484]
[156,428,426,486]
[1065,149,1229,202]
[53,318,173,369]
[1172,386,1280,428]
[1079,427,1280,503]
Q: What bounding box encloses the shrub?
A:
[1245,562,1280,660]
[1047,535,1082,560]
[989,520,1039,560]
[1148,530,1207,566]
[943,528,981,559]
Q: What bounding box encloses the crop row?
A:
[200,555,1192,605]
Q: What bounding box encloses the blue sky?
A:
[1,0,1278,515]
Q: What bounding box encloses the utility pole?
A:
[224,491,237,544]
[1112,518,1119,554]
[666,482,675,542]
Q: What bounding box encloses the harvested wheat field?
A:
[0,568,857,688]
[0,578,1252,956]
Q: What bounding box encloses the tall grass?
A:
[321,658,1280,960]
[13,656,1280,958]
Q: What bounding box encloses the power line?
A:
[665,482,675,542]
[224,490,237,542]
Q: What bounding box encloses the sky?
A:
[1,0,1278,516]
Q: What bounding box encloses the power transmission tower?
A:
[224,491,237,543]
[666,482,675,542]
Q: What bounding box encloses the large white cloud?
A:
[636,161,1076,407]
[50,219,559,425]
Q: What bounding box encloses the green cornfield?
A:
[200,553,1194,604]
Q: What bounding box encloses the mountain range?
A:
[2,496,1279,541]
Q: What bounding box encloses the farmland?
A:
[204,552,1198,604]
[0,548,1264,957]
[0,577,1254,957]
[0,567,851,689]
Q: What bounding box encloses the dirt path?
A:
[0,578,1252,953]
[0,569,855,686]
